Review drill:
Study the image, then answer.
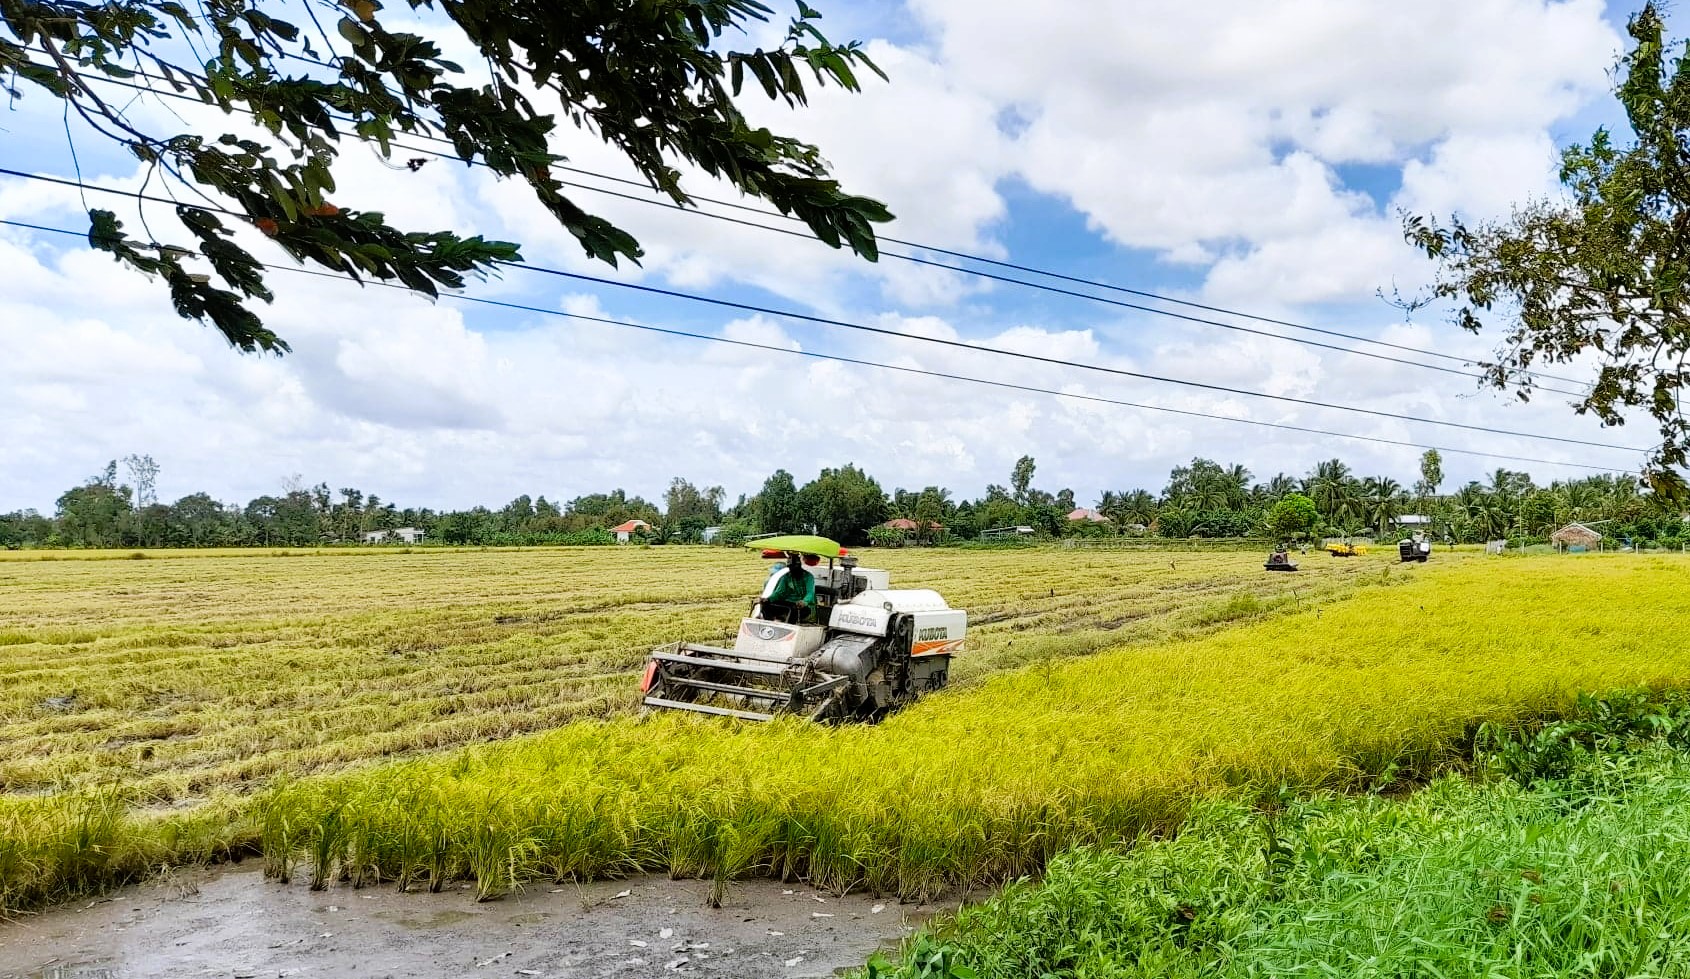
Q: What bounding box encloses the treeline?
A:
[2,452,1684,550]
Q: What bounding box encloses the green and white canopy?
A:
[745,535,846,558]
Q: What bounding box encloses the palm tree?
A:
[1122,490,1158,527]
[1473,497,1511,540]
[1221,464,1253,510]
[1097,490,1122,524]
[1451,481,1506,541]
[1361,476,1404,537]
[1261,473,1299,502]
[1608,476,1646,522]
[1191,478,1231,512]
[1306,459,1353,523]
[1155,505,1195,538]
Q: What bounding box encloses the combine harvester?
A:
[640,535,967,722]
[1264,545,1299,572]
[1398,532,1432,563]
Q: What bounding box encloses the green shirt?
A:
[766,566,815,605]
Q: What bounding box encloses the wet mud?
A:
[0,868,946,979]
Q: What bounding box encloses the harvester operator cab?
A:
[755,546,877,623]
[759,551,818,623]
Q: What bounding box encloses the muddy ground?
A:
[0,867,950,979]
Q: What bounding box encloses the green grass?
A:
[864,732,1690,978]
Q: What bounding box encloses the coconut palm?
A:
[1190,479,1231,512]
[1221,464,1253,510]
[1121,490,1158,527]
[1305,459,1354,524]
[1361,476,1405,537]
[1259,473,1300,503]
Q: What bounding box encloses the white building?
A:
[363,527,425,544]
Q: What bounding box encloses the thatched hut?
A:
[1551,522,1603,552]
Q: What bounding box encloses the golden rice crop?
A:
[245,555,1690,905]
[7,551,1680,915]
[28,544,1689,916]
[0,545,1379,803]
[0,544,1406,912]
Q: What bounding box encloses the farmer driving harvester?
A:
[760,549,819,622]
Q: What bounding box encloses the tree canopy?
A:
[1406,2,1690,495]
[2,0,891,352]
[1264,493,1317,543]
[7,451,1685,551]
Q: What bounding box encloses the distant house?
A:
[1066,508,1112,524]
[700,525,724,544]
[610,519,650,543]
[881,518,943,532]
[1551,522,1604,553]
[363,527,424,544]
[1395,515,1433,528]
[980,525,1036,539]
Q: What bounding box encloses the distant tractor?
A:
[640,536,965,722]
[1325,540,1367,558]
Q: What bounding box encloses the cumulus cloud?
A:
[906,0,1621,303]
[0,0,1650,515]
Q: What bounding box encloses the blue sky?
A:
[0,0,1659,512]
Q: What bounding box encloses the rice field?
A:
[5,546,1690,917]
[0,545,1386,802]
[246,555,1690,906]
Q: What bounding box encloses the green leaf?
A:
[29,0,888,358]
[267,171,298,222]
[745,53,779,100]
[337,16,369,47]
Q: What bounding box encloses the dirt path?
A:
[0,867,947,979]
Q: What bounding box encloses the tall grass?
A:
[863,738,1690,977]
[254,557,1690,902]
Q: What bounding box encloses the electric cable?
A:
[0,215,1638,475]
[0,164,1641,453]
[28,58,1592,389]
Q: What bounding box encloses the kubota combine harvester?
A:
[639,535,966,722]
[1398,532,1432,563]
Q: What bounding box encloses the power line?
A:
[512,264,1638,453]
[0,163,1644,455]
[0,215,1635,475]
[40,62,1591,390]
[510,172,1594,397]
[552,162,1593,387]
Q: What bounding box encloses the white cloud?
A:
[906,0,1621,303]
[0,0,1651,515]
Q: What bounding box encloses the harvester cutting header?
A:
[640,536,966,722]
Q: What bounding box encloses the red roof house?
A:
[882,518,943,531]
[610,519,650,542]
